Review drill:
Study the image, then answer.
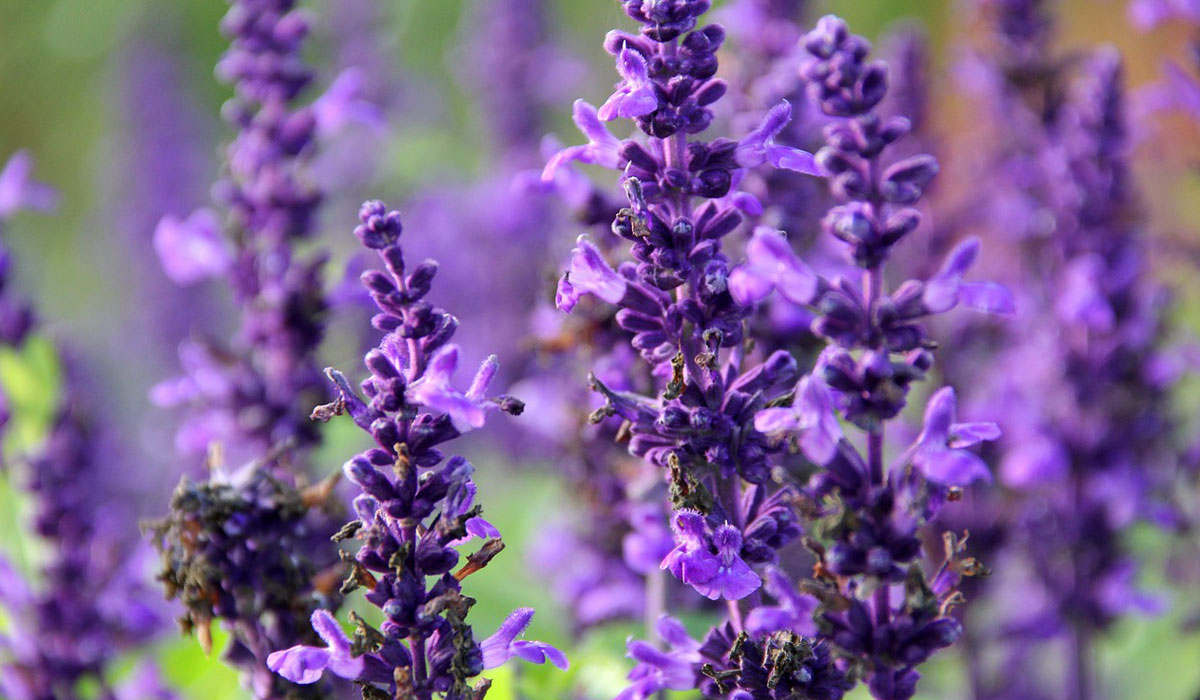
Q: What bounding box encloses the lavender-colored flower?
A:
[155,0,338,467]
[906,388,998,486]
[269,201,564,697]
[0,151,59,219]
[543,3,858,699]
[153,208,231,285]
[144,2,375,696]
[0,154,173,699]
[722,16,1009,698]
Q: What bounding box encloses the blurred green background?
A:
[1,0,1199,698]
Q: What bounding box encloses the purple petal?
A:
[572,100,619,154]
[565,236,627,305]
[948,421,1001,448]
[542,145,591,182]
[424,345,460,384]
[745,606,797,635]
[310,610,352,653]
[465,516,500,540]
[711,523,743,561]
[154,209,232,285]
[743,229,817,305]
[512,640,570,670]
[753,407,801,435]
[149,375,197,407]
[481,608,534,669]
[735,101,792,167]
[0,557,30,609]
[728,266,774,305]
[919,387,957,444]
[695,558,761,601]
[615,46,650,84]
[413,388,486,432]
[957,281,1015,315]
[766,145,821,175]
[921,447,992,486]
[0,150,58,218]
[267,646,333,685]
[313,67,385,134]
[555,274,580,313]
[654,616,696,650]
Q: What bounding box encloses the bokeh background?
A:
[1,0,1199,698]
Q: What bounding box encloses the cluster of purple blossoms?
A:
[152,0,332,464]
[544,4,1010,700]
[267,200,565,697]
[145,1,366,696]
[0,154,173,700]
[919,2,1198,698]
[2,1,1194,699]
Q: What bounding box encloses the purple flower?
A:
[661,510,719,586]
[153,209,232,285]
[405,345,499,432]
[615,617,702,700]
[922,237,1015,315]
[312,67,386,134]
[480,608,569,670]
[542,100,623,180]
[734,100,820,174]
[661,511,760,600]
[267,610,364,684]
[906,387,999,486]
[598,48,660,121]
[745,567,818,636]
[556,235,627,312]
[0,150,58,219]
[755,371,843,465]
[729,227,818,306]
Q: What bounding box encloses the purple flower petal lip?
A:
[465,516,500,540]
[730,227,818,306]
[153,208,233,285]
[481,608,568,670]
[0,150,58,219]
[734,101,821,175]
[557,235,627,313]
[693,524,760,600]
[654,615,699,652]
[755,371,842,465]
[267,610,364,684]
[598,48,659,121]
[542,101,622,181]
[312,67,386,134]
[923,237,1014,315]
[908,387,998,486]
[512,641,570,670]
[405,344,490,431]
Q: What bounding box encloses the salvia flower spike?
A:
[267,201,565,699]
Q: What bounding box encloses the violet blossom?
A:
[267,201,564,698]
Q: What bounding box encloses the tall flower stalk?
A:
[146,1,354,696]
[0,152,174,700]
[543,4,1010,700]
[267,200,566,698]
